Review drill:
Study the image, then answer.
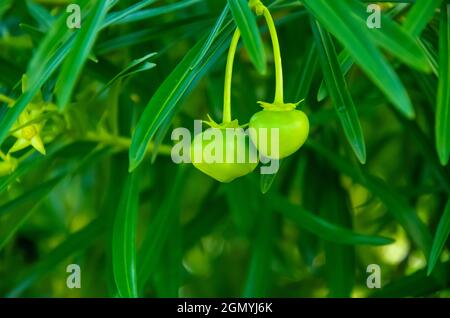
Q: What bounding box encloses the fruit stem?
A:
[223,28,241,124]
[263,7,284,104]
[250,0,284,104]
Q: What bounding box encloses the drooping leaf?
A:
[228,0,266,74]
[128,15,235,171]
[243,202,274,297]
[112,170,140,298]
[137,165,187,292]
[347,0,431,72]
[55,0,110,109]
[6,220,104,297]
[427,199,450,275]
[307,140,433,258]
[436,4,450,165]
[106,0,202,26]
[270,194,394,246]
[403,0,441,37]
[303,0,414,118]
[311,18,366,164]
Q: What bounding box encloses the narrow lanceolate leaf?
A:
[270,195,394,246]
[97,52,157,98]
[243,205,273,297]
[371,260,450,298]
[138,166,186,291]
[6,220,103,297]
[0,41,71,146]
[0,177,61,250]
[307,140,433,258]
[227,0,266,74]
[427,199,450,275]
[303,0,414,118]
[112,171,139,298]
[55,0,110,110]
[311,19,366,164]
[107,0,201,26]
[403,0,441,37]
[347,0,431,73]
[128,15,235,171]
[291,42,318,101]
[103,0,158,27]
[260,171,278,194]
[0,0,87,145]
[321,170,355,297]
[317,50,352,102]
[436,4,450,165]
[0,146,109,251]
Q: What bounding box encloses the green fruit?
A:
[190,128,258,183]
[249,109,309,159]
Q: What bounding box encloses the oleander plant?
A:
[0,0,449,298]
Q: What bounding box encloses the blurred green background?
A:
[0,0,449,297]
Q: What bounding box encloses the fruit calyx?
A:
[257,99,304,112]
[203,114,245,129]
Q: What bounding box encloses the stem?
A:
[84,132,172,156]
[223,28,241,124]
[262,7,284,104]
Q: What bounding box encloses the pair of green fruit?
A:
[190,1,309,183]
[190,106,309,183]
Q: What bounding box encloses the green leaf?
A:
[403,0,441,37]
[128,16,235,171]
[371,260,450,298]
[243,203,273,297]
[26,0,89,89]
[307,140,433,258]
[311,19,366,164]
[224,177,258,234]
[137,166,187,292]
[228,0,266,74]
[153,211,182,297]
[427,199,450,275]
[0,39,72,145]
[317,50,352,102]
[270,194,394,246]
[25,0,54,30]
[290,42,318,102]
[0,0,13,18]
[55,0,110,109]
[436,4,450,165]
[103,0,158,27]
[320,169,355,297]
[0,146,109,251]
[95,52,157,99]
[303,0,414,118]
[0,177,62,219]
[112,171,139,298]
[191,4,230,69]
[347,0,431,73]
[106,0,201,26]
[260,170,278,194]
[6,220,104,297]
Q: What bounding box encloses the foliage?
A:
[0,0,449,298]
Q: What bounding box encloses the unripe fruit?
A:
[190,128,258,183]
[249,109,309,159]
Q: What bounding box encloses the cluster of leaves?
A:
[0,0,449,297]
